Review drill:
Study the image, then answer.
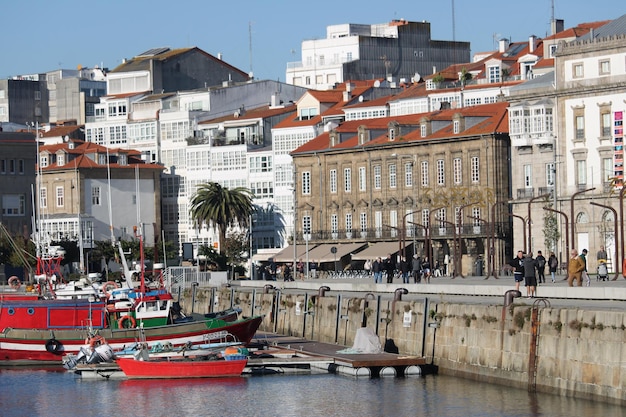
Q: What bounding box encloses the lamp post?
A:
[467,215,491,278]
[509,213,527,253]
[527,194,550,254]
[570,187,595,252]
[436,217,462,278]
[407,221,428,259]
[589,201,618,280]
[428,206,445,271]
[401,210,422,260]
[543,207,569,271]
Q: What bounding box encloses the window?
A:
[34,91,41,101]
[360,212,367,233]
[345,213,352,233]
[57,154,65,166]
[576,160,587,186]
[471,207,481,227]
[374,165,381,189]
[454,206,462,227]
[344,168,352,192]
[575,115,585,140]
[404,162,413,187]
[40,154,49,168]
[601,112,611,137]
[92,186,101,206]
[524,165,532,188]
[422,209,429,228]
[453,120,460,134]
[471,156,479,183]
[329,169,337,193]
[302,171,311,195]
[453,158,462,184]
[299,107,318,120]
[573,63,583,78]
[56,186,64,207]
[436,159,445,185]
[0,159,4,174]
[599,60,610,75]
[2,194,25,216]
[331,214,338,234]
[389,210,397,237]
[302,216,311,236]
[359,167,366,192]
[389,128,396,141]
[420,124,427,137]
[8,159,14,174]
[488,65,501,83]
[546,163,555,187]
[437,208,446,228]
[549,44,558,58]
[389,164,396,188]
[40,188,47,209]
[17,159,24,174]
[421,161,429,186]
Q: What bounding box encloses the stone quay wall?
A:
[181,286,626,404]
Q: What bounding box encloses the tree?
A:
[543,207,561,253]
[189,182,253,255]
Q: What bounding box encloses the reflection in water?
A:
[0,369,623,417]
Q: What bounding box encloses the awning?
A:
[273,244,315,263]
[350,241,401,261]
[252,249,282,263]
[305,243,368,263]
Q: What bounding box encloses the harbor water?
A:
[1,367,623,417]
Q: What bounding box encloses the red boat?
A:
[115,356,248,379]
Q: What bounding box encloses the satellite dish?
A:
[373,80,381,88]
[434,102,441,111]
[358,95,363,102]
[413,72,421,82]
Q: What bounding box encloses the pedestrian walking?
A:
[372,257,382,284]
[400,256,410,284]
[535,250,546,284]
[580,249,590,286]
[548,252,558,283]
[523,252,538,298]
[411,254,422,283]
[383,254,396,284]
[567,249,585,287]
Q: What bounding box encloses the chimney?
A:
[529,35,536,53]
[551,19,564,35]
[499,38,510,53]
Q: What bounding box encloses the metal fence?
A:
[165,267,227,291]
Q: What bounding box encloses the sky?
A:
[0,0,622,82]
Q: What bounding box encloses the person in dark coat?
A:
[522,252,537,298]
[535,250,546,284]
[411,254,422,283]
[372,257,383,284]
[399,256,410,284]
[508,250,525,292]
[383,254,396,283]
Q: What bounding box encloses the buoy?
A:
[8,276,21,290]
[118,315,136,329]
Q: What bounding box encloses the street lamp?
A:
[401,210,422,260]
[619,187,626,279]
[570,187,595,252]
[467,215,491,278]
[527,194,550,254]
[428,206,445,271]
[407,221,428,259]
[509,213,527,254]
[589,201,618,280]
[543,207,569,271]
[436,217,462,278]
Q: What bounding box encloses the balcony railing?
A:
[516,188,535,199]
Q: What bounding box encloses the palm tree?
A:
[189,182,253,254]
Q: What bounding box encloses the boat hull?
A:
[0,315,262,365]
[116,357,247,379]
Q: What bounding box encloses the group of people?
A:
[509,250,559,298]
[262,259,320,281]
[365,254,439,284]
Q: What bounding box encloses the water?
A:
[0,368,622,417]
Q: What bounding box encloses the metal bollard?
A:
[263,284,275,294]
[504,289,522,307]
[394,288,409,301]
[318,286,331,297]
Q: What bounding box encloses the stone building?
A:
[291,102,512,276]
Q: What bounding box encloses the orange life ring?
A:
[118,315,136,329]
[8,276,21,290]
[622,258,626,278]
[102,281,119,298]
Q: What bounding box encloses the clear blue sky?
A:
[1,0,620,81]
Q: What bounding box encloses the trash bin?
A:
[474,256,484,276]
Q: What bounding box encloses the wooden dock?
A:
[73,332,429,379]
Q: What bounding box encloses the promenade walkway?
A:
[238,272,626,310]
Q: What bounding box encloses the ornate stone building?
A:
[292,102,512,276]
